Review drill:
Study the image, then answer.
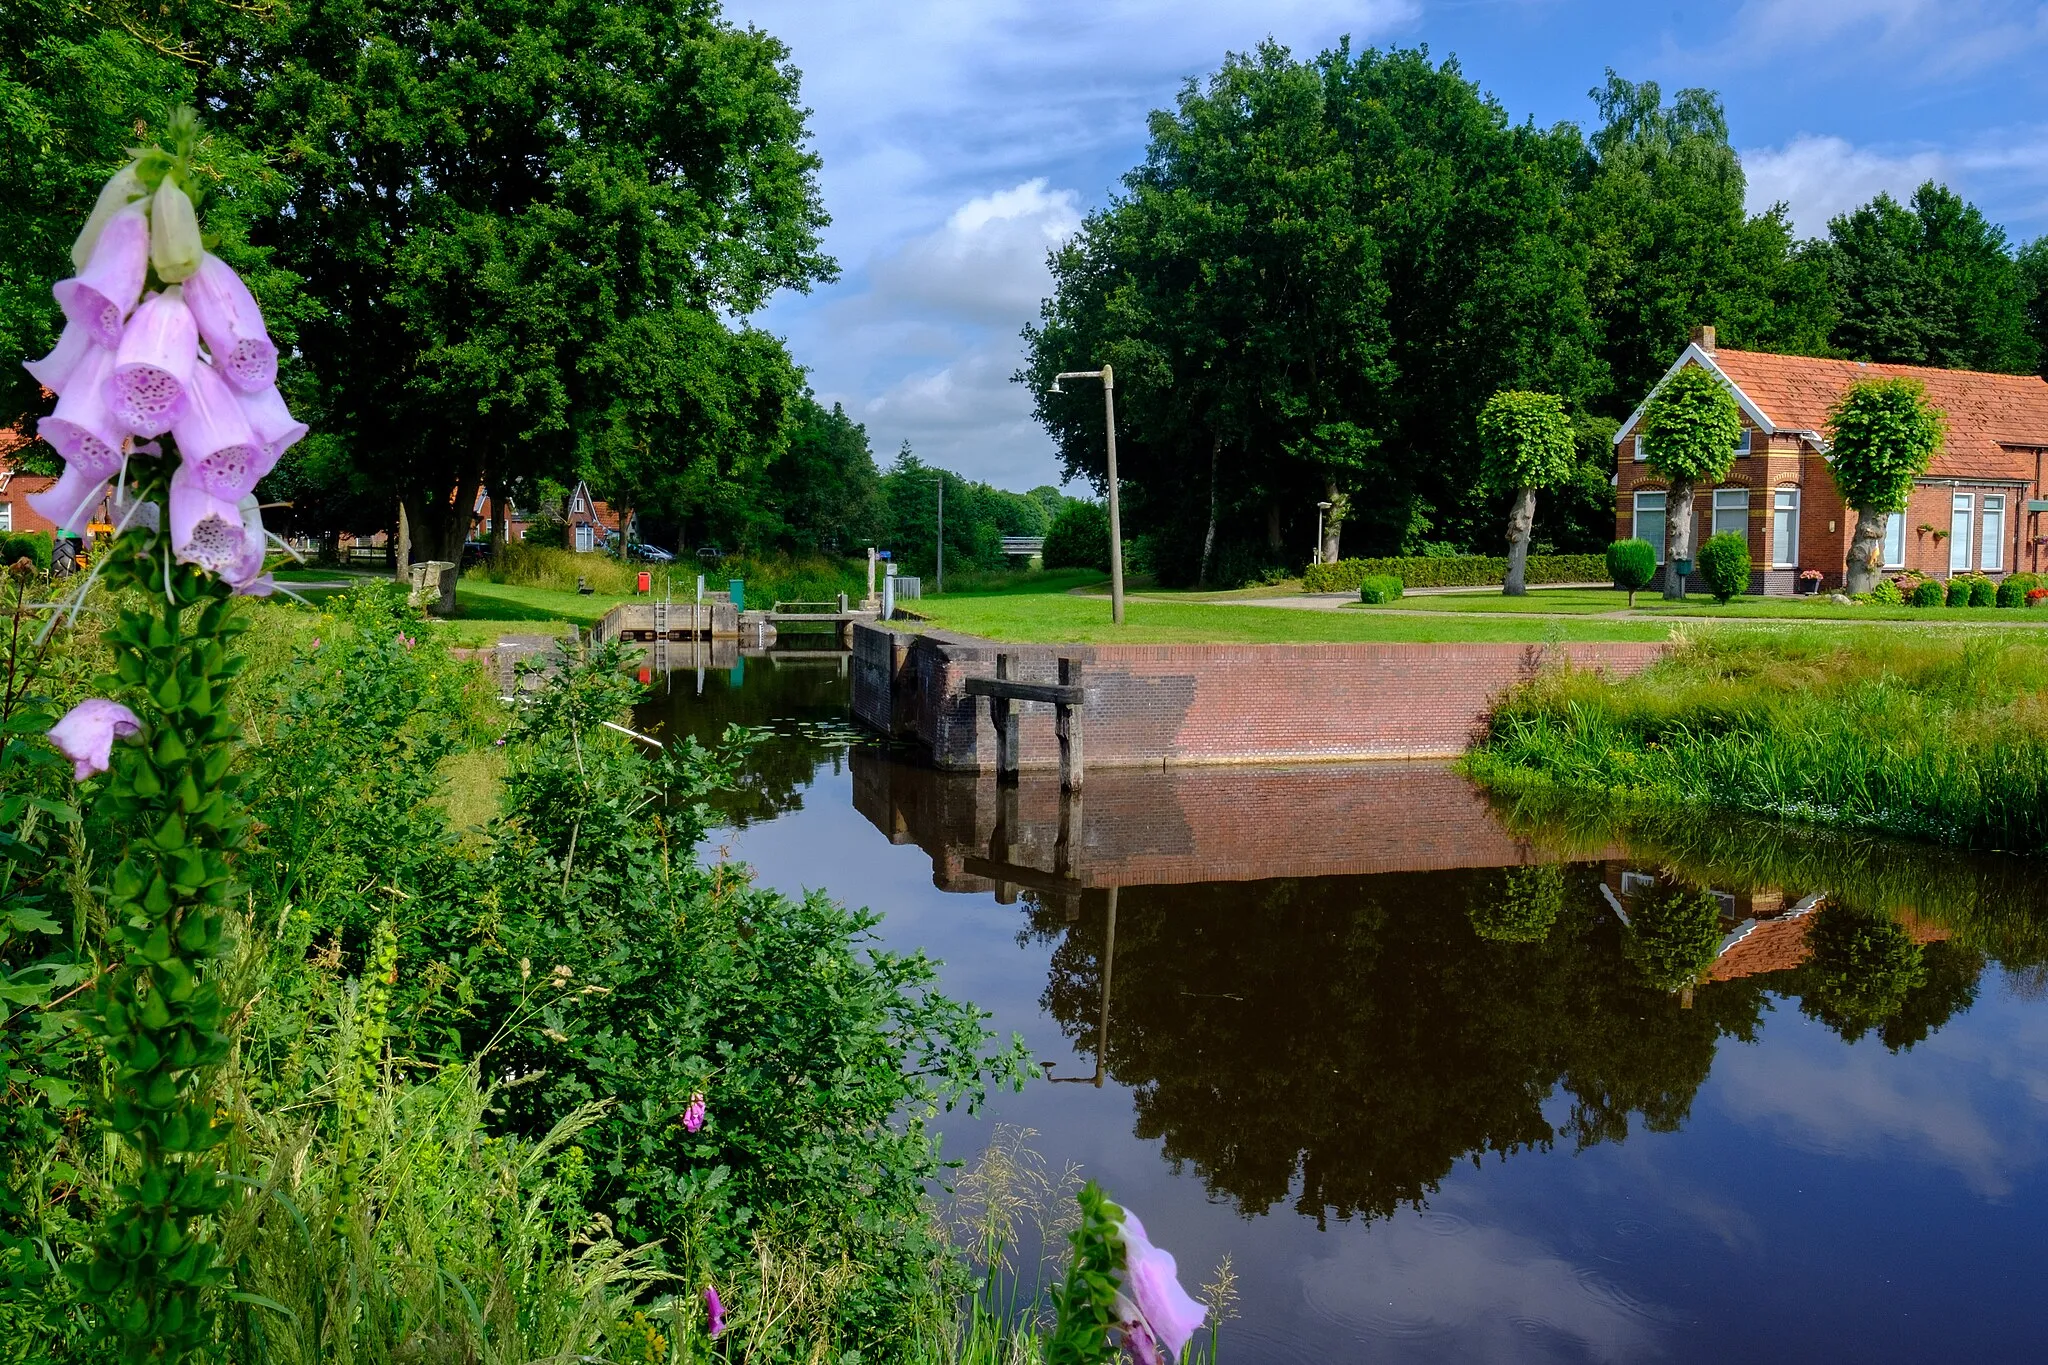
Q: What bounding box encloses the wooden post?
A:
[1056,657,1084,791]
[992,653,1020,784]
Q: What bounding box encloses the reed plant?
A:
[1471,628,2048,854]
[470,542,868,607]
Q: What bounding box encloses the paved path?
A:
[1198,592,2048,630]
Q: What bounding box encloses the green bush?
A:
[1606,539,1657,605]
[1911,579,1945,607]
[0,529,52,572]
[1996,573,2039,607]
[1042,500,1110,571]
[1303,552,1607,593]
[521,515,569,550]
[1358,574,1404,604]
[1694,531,1751,603]
[1946,578,1971,607]
[1868,578,1905,606]
[1968,575,1996,607]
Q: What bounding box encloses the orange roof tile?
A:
[1711,349,2048,481]
[1708,914,1814,982]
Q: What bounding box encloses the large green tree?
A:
[1827,377,1945,594]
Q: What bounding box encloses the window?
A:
[1772,489,1799,568]
[1712,488,1749,539]
[574,523,594,552]
[1734,428,1753,455]
[1633,490,1667,562]
[1981,494,2006,572]
[1631,434,1646,462]
[1619,871,1657,896]
[0,502,11,533]
[1883,512,1906,569]
[1951,493,1974,572]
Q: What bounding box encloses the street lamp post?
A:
[935,472,944,595]
[1315,500,1333,566]
[1049,365,1125,625]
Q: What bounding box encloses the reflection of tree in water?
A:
[631,659,869,826]
[1466,865,1564,943]
[1026,866,1770,1223]
[1621,881,1724,993]
[1789,903,1981,1050]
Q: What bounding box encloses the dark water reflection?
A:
[637,657,2048,1364]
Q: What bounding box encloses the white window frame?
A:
[1633,490,1667,564]
[1631,433,1646,462]
[1951,493,1974,572]
[1733,428,1753,455]
[1981,494,2006,572]
[1619,871,1657,896]
[0,502,11,533]
[1711,487,1749,540]
[574,523,594,553]
[1771,488,1799,569]
[1883,512,1906,569]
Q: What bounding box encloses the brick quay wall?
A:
[851,624,1665,771]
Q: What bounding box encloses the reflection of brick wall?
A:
[851,751,1581,891]
[861,630,1665,772]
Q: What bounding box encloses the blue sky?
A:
[725,0,2048,492]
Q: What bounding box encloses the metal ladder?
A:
[652,598,669,673]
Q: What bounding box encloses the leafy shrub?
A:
[1867,578,1904,606]
[1606,539,1656,605]
[522,515,569,549]
[1622,881,1725,993]
[1968,575,1996,607]
[1358,574,1404,604]
[1694,531,1751,603]
[0,530,52,573]
[1796,904,1928,1044]
[1304,552,1607,592]
[1042,500,1110,571]
[1946,578,1971,607]
[1995,573,2039,608]
[1466,865,1565,943]
[1911,579,1945,607]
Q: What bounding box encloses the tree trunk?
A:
[1503,485,1537,596]
[1662,477,1695,600]
[1265,501,1282,553]
[395,499,411,583]
[1844,506,1888,595]
[1320,479,1346,566]
[1198,433,1220,588]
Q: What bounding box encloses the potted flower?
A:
[1798,567,1823,596]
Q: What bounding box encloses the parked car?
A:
[694,545,723,563]
[631,543,676,563]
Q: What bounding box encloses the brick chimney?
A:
[1691,324,1717,353]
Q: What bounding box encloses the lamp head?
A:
[1047,379,1064,395]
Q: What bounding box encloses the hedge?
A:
[0,530,52,573]
[1303,553,1608,592]
[1357,574,1404,604]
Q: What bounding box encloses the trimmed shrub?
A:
[1867,578,1904,606]
[1042,500,1111,571]
[0,529,53,573]
[1911,579,1945,607]
[1695,531,1751,603]
[1968,575,1996,607]
[1606,539,1656,605]
[1358,574,1405,604]
[1303,552,1606,593]
[1996,573,2039,608]
[1945,578,1971,607]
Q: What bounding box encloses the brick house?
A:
[0,423,82,538]
[562,480,634,554]
[1614,327,2048,593]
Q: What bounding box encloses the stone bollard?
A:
[407,559,456,613]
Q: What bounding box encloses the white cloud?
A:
[870,179,1081,324]
[1741,135,1947,235]
[1712,0,2048,77]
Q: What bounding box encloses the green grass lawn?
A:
[1358,584,2048,624]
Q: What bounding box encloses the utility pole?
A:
[1048,365,1125,624]
[936,472,944,594]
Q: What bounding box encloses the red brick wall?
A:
[0,471,61,537]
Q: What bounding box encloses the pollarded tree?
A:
[1638,363,1743,598]
[1477,391,1576,595]
[1828,378,1946,594]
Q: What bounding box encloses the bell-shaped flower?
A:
[181,253,277,393]
[683,1093,707,1133]
[111,288,200,438]
[26,464,111,536]
[169,466,272,594]
[70,163,146,272]
[149,178,205,283]
[53,202,149,349]
[237,382,308,464]
[703,1285,726,1340]
[48,700,142,781]
[36,343,126,476]
[23,319,95,396]
[170,360,265,500]
[1113,1209,1206,1365]
[109,484,162,536]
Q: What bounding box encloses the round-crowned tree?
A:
[1477,391,1576,596]
[1043,499,1111,571]
[1798,902,1928,1043]
[1826,379,1946,594]
[1622,881,1724,994]
[1638,365,1744,599]
[1467,864,1566,943]
[1607,538,1656,606]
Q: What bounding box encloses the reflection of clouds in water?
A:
[1714,1004,2048,1197]
[1299,1207,1671,1363]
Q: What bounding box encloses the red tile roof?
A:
[1711,349,2048,481]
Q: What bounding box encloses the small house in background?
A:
[1614,327,2048,593]
[471,489,535,543]
[2,422,107,537]
[564,480,635,553]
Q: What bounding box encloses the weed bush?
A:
[1357,575,1405,604]
[1996,573,2040,608]
[1868,579,1905,606]
[1694,531,1750,603]
[1606,539,1656,605]
[473,541,866,606]
[1303,553,1606,592]
[1946,578,1970,607]
[0,531,52,573]
[1912,579,1945,607]
[1043,501,1110,572]
[1969,576,1996,607]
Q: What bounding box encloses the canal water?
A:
[639,653,2048,1364]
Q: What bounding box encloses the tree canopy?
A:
[1827,378,1946,512]
[1638,364,1744,484]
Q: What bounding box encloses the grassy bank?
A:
[1367,584,2048,623]
[1468,629,2048,854]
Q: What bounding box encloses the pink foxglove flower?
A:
[1113,1209,1206,1365]
[170,361,265,499]
[36,343,126,474]
[26,465,110,536]
[48,700,141,781]
[237,382,308,464]
[23,319,95,396]
[169,461,253,575]
[181,253,277,393]
[70,163,146,272]
[109,484,162,535]
[149,179,204,283]
[54,202,148,348]
[111,288,200,438]
[703,1284,726,1339]
[683,1092,707,1133]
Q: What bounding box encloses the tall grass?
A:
[470,542,868,605]
[1470,628,2048,854]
